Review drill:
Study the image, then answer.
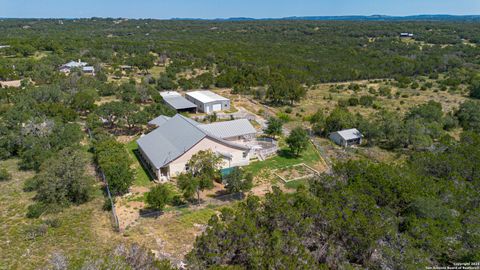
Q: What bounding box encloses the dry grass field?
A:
[0,159,122,269]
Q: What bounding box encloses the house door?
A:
[212,104,222,111]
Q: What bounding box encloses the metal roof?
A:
[198,119,256,139]
[63,60,88,68]
[148,115,171,127]
[164,95,197,110]
[334,128,363,141]
[138,114,206,169]
[185,90,229,104]
[82,66,95,72]
[137,114,250,169]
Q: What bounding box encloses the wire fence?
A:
[86,128,120,232]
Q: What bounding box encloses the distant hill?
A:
[172,15,480,22]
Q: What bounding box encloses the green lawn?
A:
[125,138,154,187]
[245,141,321,175]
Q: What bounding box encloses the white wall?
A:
[168,137,250,177]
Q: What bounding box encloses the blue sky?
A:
[1,0,479,19]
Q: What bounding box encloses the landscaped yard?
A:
[274,163,317,182]
[245,141,323,175]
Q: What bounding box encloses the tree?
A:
[265,117,283,138]
[286,127,309,156]
[223,167,253,194]
[469,77,480,99]
[178,150,222,203]
[325,107,356,134]
[96,101,125,128]
[71,88,98,114]
[95,139,134,195]
[32,147,93,209]
[177,173,199,202]
[146,184,173,211]
[456,100,480,133]
[309,109,325,135]
[187,150,222,179]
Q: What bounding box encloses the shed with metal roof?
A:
[185,90,230,113]
[329,128,363,147]
[160,91,197,113]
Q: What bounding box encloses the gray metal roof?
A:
[138,114,206,169]
[137,114,250,169]
[198,119,256,139]
[148,115,171,127]
[82,66,95,72]
[63,60,88,68]
[334,128,363,141]
[163,95,197,110]
[185,90,229,104]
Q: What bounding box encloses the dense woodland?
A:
[0,18,479,269]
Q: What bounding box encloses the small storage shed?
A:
[185,90,230,113]
[329,128,363,147]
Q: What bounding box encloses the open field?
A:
[0,159,121,269]
[284,78,469,129]
[122,204,221,263]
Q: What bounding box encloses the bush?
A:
[0,167,11,181]
[284,107,293,114]
[348,97,359,106]
[359,96,374,107]
[146,184,173,211]
[102,197,115,211]
[378,86,391,96]
[44,218,62,228]
[23,177,40,192]
[171,195,185,206]
[26,203,47,219]
[25,224,48,240]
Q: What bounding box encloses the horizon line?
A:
[1,14,480,21]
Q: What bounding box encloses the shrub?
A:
[26,203,47,218]
[348,97,359,106]
[102,197,115,211]
[25,224,48,240]
[337,99,349,107]
[378,86,391,96]
[23,177,40,192]
[44,218,62,228]
[171,195,185,206]
[359,96,375,107]
[146,184,173,211]
[0,167,11,181]
[284,107,293,114]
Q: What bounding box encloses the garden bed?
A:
[273,163,319,183]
